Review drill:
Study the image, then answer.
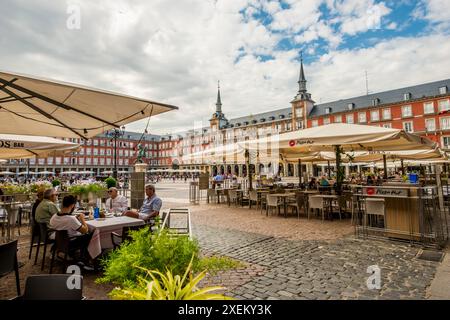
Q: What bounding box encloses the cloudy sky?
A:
[1,0,449,135]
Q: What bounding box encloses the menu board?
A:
[199,173,209,190]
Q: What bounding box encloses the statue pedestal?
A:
[134,163,147,173]
[130,163,147,209]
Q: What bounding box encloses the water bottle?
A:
[94,206,100,219]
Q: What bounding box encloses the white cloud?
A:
[329,0,392,35]
[414,0,450,31]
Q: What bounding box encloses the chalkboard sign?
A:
[199,173,209,190]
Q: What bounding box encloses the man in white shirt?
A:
[50,195,93,265]
[105,187,129,214]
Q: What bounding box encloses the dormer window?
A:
[372,98,380,106]
[279,114,285,119]
[439,86,448,95]
[252,120,257,124]
[347,103,355,110]
[404,92,411,101]
[325,107,332,114]
[244,121,249,126]
[269,116,275,121]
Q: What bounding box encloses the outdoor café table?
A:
[270,193,296,218]
[86,216,145,258]
[215,188,226,204]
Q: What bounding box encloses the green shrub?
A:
[105,176,117,189]
[97,228,200,287]
[109,255,232,300]
[52,179,61,187]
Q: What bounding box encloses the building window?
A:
[382,108,391,120]
[323,117,330,125]
[310,120,318,127]
[79,158,84,165]
[442,136,450,149]
[401,105,412,118]
[439,99,450,112]
[439,86,448,95]
[325,107,332,114]
[358,112,366,123]
[295,107,303,117]
[383,123,392,128]
[370,110,379,121]
[424,102,434,114]
[347,103,354,110]
[86,158,91,165]
[425,118,436,132]
[404,93,411,101]
[440,117,450,130]
[346,114,354,124]
[286,122,291,131]
[403,121,413,133]
[334,115,342,123]
[100,158,105,165]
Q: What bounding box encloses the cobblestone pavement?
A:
[193,224,439,300]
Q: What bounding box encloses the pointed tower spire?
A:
[216,80,222,113]
[298,51,307,93]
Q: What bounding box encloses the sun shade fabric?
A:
[0,134,79,159]
[242,123,437,154]
[0,71,178,139]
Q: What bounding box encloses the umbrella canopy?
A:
[243,123,437,155]
[36,171,55,175]
[0,171,15,175]
[0,71,178,139]
[0,134,80,159]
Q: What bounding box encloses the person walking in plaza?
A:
[105,187,128,214]
[35,188,59,227]
[124,184,162,224]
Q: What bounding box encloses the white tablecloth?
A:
[86,216,145,258]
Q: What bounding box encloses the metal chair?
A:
[38,223,56,271]
[266,195,281,216]
[248,190,258,209]
[287,192,306,219]
[228,190,239,207]
[206,189,217,203]
[308,195,326,221]
[12,274,84,300]
[0,239,20,296]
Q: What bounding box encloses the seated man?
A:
[35,188,59,227]
[124,184,162,223]
[105,187,128,214]
[50,195,93,265]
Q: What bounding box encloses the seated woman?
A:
[308,177,317,189]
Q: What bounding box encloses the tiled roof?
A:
[309,78,450,117]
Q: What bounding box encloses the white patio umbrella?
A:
[0,70,178,139]
[241,123,438,188]
[37,171,55,175]
[0,134,80,159]
[0,171,15,175]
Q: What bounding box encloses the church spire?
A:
[216,80,222,113]
[292,51,312,102]
[298,51,307,93]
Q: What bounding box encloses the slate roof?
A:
[309,78,450,117]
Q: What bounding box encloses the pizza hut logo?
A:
[289,140,295,147]
[366,187,375,195]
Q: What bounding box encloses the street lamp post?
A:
[106,126,125,180]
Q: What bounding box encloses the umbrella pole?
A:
[298,159,302,188]
[401,159,404,175]
[26,159,30,182]
[245,150,252,191]
[383,154,388,181]
[335,145,342,195]
[327,161,331,179]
